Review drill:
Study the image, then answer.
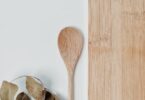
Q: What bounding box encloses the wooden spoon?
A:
[58,27,84,100]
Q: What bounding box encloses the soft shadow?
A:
[57,93,67,100]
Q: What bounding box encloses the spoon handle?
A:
[68,73,74,100]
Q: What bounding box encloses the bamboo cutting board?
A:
[89,0,145,100]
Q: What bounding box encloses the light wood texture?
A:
[89,0,145,100]
[58,27,84,100]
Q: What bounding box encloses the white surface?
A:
[0,0,88,100]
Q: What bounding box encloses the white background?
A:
[0,0,88,100]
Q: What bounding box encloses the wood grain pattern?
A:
[89,0,145,100]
